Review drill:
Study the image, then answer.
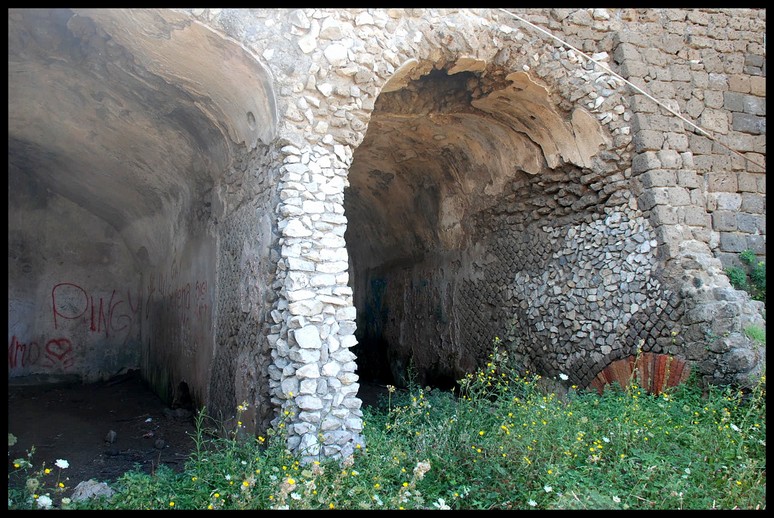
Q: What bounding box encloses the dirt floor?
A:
[7,370,199,500]
[7,371,390,501]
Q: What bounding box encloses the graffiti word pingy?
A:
[51,282,141,343]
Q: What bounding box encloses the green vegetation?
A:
[744,325,766,346]
[8,341,766,510]
[726,249,766,302]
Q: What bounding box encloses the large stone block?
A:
[712,192,742,211]
[640,169,676,188]
[633,130,665,152]
[699,109,729,134]
[749,76,765,96]
[746,234,766,254]
[736,213,766,234]
[666,186,691,206]
[613,42,641,63]
[740,193,765,213]
[727,74,751,93]
[682,206,711,227]
[712,211,738,232]
[707,172,739,192]
[650,205,678,225]
[631,151,662,174]
[676,170,700,189]
[637,188,668,210]
[294,325,322,349]
[719,232,749,253]
[732,113,766,135]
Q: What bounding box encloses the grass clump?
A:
[744,325,766,346]
[726,249,766,302]
[8,340,766,510]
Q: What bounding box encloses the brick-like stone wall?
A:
[607,8,766,270]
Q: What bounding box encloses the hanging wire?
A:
[493,8,766,173]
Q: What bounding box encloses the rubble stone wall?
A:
[181,8,765,462]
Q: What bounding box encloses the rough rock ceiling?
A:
[8,8,276,264]
[345,67,609,271]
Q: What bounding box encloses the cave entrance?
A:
[344,62,612,395]
[344,68,475,391]
[343,66,530,392]
[8,8,277,427]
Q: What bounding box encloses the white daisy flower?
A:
[37,495,53,509]
[432,498,450,510]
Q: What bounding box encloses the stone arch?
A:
[338,10,764,402]
[10,8,765,466]
[201,9,763,463]
[343,20,659,392]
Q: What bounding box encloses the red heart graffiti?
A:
[45,338,73,360]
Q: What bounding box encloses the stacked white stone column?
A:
[269,143,364,463]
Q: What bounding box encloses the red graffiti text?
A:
[51,282,141,343]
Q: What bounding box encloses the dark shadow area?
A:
[353,336,395,387]
[7,370,197,499]
[8,369,393,499]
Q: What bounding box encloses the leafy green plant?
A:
[726,249,765,302]
[726,266,749,291]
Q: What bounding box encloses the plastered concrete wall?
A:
[8,170,142,382]
[8,7,279,429]
[140,234,217,408]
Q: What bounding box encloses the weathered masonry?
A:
[8,8,766,462]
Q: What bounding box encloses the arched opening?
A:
[9,8,227,389]
[345,62,613,393]
[8,7,277,486]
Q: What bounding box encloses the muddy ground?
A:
[7,370,389,502]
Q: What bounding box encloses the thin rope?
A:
[495,8,766,173]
